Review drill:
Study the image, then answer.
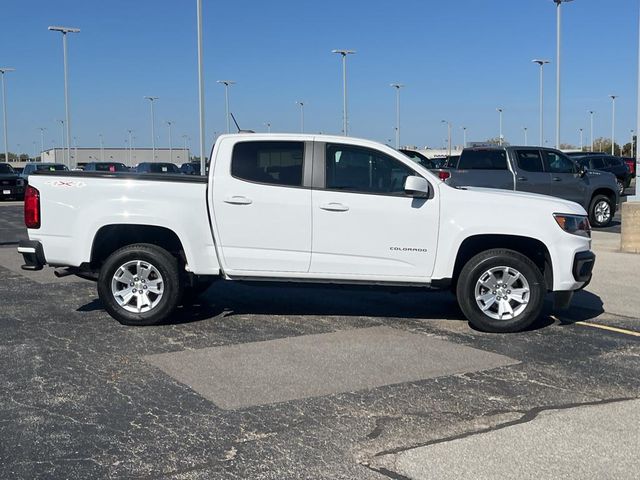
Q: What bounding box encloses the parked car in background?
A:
[572,155,632,195]
[135,163,181,174]
[13,166,24,174]
[21,163,68,185]
[621,157,636,177]
[83,162,129,173]
[180,161,203,175]
[437,146,619,227]
[399,149,437,169]
[0,163,25,200]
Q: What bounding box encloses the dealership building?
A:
[40,148,191,168]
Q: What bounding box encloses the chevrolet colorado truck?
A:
[437,146,619,228]
[18,134,595,333]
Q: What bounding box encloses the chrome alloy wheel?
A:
[111,260,164,313]
[594,200,612,225]
[474,266,530,320]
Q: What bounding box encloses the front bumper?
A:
[573,251,595,283]
[18,240,46,271]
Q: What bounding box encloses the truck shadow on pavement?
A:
[77,281,605,331]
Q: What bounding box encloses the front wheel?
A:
[588,194,614,228]
[97,243,183,326]
[456,249,546,333]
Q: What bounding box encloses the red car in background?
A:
[622,157,636,177]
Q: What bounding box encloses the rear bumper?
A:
[17,240,46,271]
[0,185,24,197]
[573,251,595,283]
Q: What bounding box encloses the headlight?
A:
[553,214,591,238]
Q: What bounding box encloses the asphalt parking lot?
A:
[1,201,639,479]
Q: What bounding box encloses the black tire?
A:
[616,179,624,195]
[456,249,546,333]
[588,194,614,228]
[97,243,182,326]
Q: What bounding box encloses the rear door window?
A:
[515,150,545,172]
[232,141,304,187]
[591,157,606,169]
[458,150,508,170]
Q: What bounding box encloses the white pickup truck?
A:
[18,134,595,333]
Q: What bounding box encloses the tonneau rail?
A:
[32,170,208,183]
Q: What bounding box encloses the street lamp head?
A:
[552,0,574,4]
[0,67,15,74]
[144,96,159,101]
[217,80,236,86]
[332,49,356,56]
[497,108,503,113]
[48,26,80,34]
[609,95,618,100]
[390,83,405,89]
[532,59,550,66]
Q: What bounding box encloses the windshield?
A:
[147,163,180,173]
[36,164,68,171]
[0,164,16,174]
[94,163,128,172]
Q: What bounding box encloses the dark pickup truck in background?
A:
[0,163,25,200]
[437,146,619,227]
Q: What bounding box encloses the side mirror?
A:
[404,175,430,198]
[577,164,587,177]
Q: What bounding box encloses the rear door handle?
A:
[552,177,562,182]
[224,196,253,205]
[517,177,527,181]
[320,202,349,212]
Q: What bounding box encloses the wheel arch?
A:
[91,224,186,268]
[451,234,553,291]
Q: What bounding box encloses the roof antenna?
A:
[230,112,255,133]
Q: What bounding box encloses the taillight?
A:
[438,170,451,181]
[24,185,41,229]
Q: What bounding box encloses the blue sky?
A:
[1,0,639,155]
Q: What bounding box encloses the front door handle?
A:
[224,196,253,205]
[320,202,349,212]
[517,177,528,181]
[552,177,562,182]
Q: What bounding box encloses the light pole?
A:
[48,26,80,168]
[532,59,550,146]
[32,141,37,160]
[589,110,595,152]
[579,128,584,151]
[73,136,78,163]
[0,68,15,163]
[98,133,104,161]
[524,127,529,146]
[631,130,635,158]
[497,108,504,145]
[552,1,574,149]
[462,126,467,147]
[38,128,46,157]
[166,121,173,163]
[217,80,235,133]
[144,96,158,160]
[332,49,356,135]
[610,95,617,155]
[390,83,404,149]
[127,129,133,166]
[196,0,206,175]
[441,120,452,157]
[296,101,305,133]
[57,120,65,161]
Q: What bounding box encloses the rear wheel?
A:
[588,194,614,228]
[616,179,625,195]
[456,249,545,333]
[97,243,182,326]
